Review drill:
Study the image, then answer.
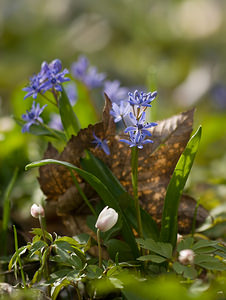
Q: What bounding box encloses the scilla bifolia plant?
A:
[8,57,226,299]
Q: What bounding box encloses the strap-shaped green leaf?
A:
[160,126,202,247]
[59,88,80,140]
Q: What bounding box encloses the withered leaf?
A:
[38,101,208,234]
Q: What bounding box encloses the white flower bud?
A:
[178,249,195,265]
[30,204,45,219]
[177,233,183,244]
[95,206,118,232]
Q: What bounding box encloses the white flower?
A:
[178,249,195,265]
[30,204,45,219]
[95,206,118,232]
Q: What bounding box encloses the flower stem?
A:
[97,229,102,268]
[131,147,143,239]
[39,215,47,243]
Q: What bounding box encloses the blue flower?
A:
[40,59,70,92]
[110,101,130,123]
[104,80,128,103]
[48,113,63,131]
[71,56,105,89]
[120,131,154,149]
[91,132,110,155]
[23,59,70,99]
[128,90,157,108]
[23,74,43,100]
[125,111,157,136]
[22,101,47,133]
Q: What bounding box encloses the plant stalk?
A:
[97,229,102,268]
[131,147,143,239]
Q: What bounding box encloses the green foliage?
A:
[25,158,140,259]
[160,127,202,247]
[58,88,80,140]
[81,151,159,240]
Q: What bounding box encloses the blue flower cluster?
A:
[22,59,71,133]
[21,56,156,145]
[110,90,158,149]
[23,59,70,100]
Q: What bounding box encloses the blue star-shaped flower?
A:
[120,131,154,149]
[22,74,43,100]
[91,132,110,155]
[125,111,157,136]
[110,101,130,123]
[40,59,70,92]
[22,101,47,133]
[128,90,157,108]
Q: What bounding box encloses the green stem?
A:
[39,215,47,243]
[38,216,51,296]
[97,229,102,268]
[40,93,58,107]
[131,147,143,239]
[39,121,67,142]
[13,225,27,289]
[69,170,97,217]
[2,168,18,256]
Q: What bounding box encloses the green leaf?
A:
[194,254,226,271]
[137,254,167,263]
[54,236,82,248]
[177,237,194,252]
[26,159,140,259]
[30,228,53,242]
[28,240,48,258]
[172,262,197,279]
[59,87,80,140]
[81,151,159,240]
[54,241,85,268]
[136,238,172,258]
[86,265,103,279]
[49,269,72,283]
[192,239,218,250]
[105,239,134,262]
[51,278,71,300]
[160,127,202,247]
[8,246,27,270]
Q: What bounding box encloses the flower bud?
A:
[178,249,195,265]
[30,204,45,219]
[177,233,183,244]
[95,206,118,232]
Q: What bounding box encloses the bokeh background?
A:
[0,0,226,237]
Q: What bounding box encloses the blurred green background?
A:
[0,0,226,235]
